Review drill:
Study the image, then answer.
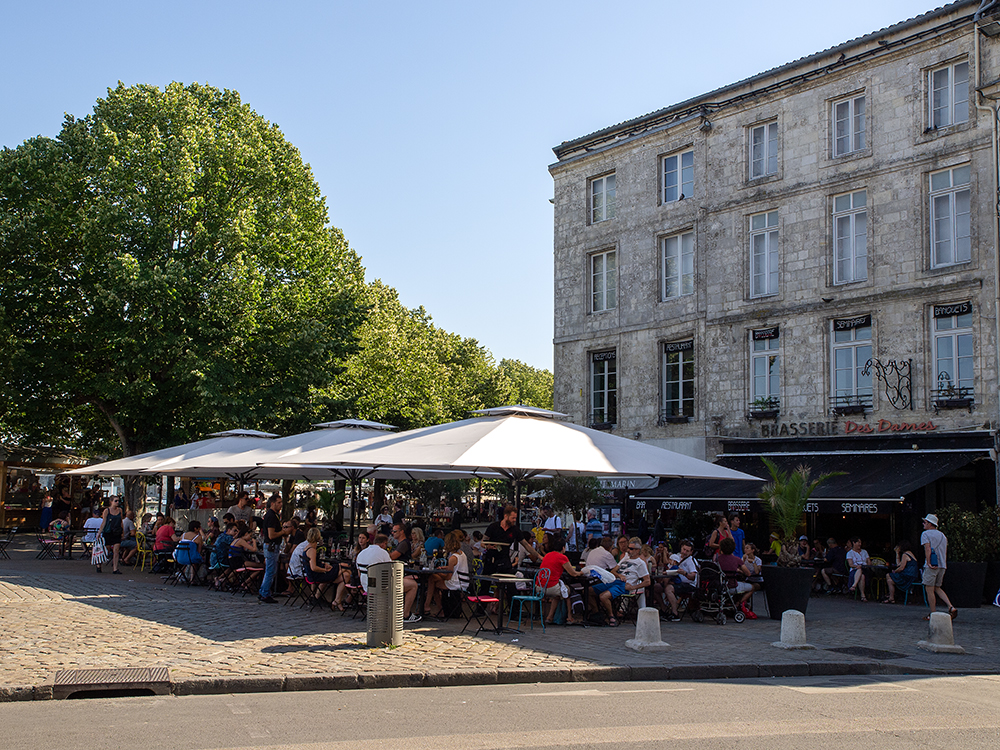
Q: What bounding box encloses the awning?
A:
[631,450,988,514]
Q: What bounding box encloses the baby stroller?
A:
[690,561,745,625]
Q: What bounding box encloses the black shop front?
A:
[631,428,996,555]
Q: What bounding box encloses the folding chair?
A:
[284,574,308,607]
[171,541,204,586]
[343,564,368,619]
[0,527,16,559]
[508,568,551,632]
[35,530,59,559]
[460,570,500,635]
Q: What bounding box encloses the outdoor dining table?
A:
[404,566,438,617]
[474,573,533,635]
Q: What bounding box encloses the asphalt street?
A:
[2,676,999,749]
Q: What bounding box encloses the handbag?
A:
[91,536,109,566]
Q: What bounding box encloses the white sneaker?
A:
[404,614,422,623]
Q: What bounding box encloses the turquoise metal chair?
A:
[507,568,551,632]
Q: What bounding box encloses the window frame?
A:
[749,121,778,179]
[932,303,974,402]
[590,172,616,224]
[750,328,780,407]
[929,60,969,130]
[590,249,617,313]
[590,351,618,427]
[832,189,868,284]
[832,94,866,157]
[929,164,972,269]
[661,230,695,300]
[749,210,779,298]
[830,316,873,410]
[662,149,694,204]
[662,340,695,421]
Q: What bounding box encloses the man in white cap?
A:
[920,513,957,620]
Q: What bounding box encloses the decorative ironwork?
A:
[862,358,912,410]
[930,383,974,413]
[746,396,779,422]
[659,408,691,424]
[829,393,872,415]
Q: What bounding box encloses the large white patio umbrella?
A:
[266,405,762,516]
[64,430,280,477]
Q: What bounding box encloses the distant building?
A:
[550,0,1000,538]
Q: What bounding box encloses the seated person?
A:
[884,538,920,604]
[592,537,650,626]
[81,512,103,546]
[389,523,411,563]
[118,510,138,565]
[538,535,582,625]
[715,537,759,618]
[300,527,348,611]
[796,535,811,559]
[211,522,237,568]
[845,536,870,602]
[152,516,179,553]
[176,520,207,579]
[663,540,700,622]
[742,542,762,577]
[228,522,264,569]
[820,538,848,592]
[358,533,421,623]
[423,532,468,620]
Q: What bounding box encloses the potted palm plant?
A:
[758,458,839,619]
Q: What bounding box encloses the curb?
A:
[6,660,999,701]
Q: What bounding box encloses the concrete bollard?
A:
[626,607,670,652]
[771,609,815,650]
[917,611,966,654]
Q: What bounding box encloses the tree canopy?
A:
[0,82,367,456]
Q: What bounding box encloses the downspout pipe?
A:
[972,17,1000,499]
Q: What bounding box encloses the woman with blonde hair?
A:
[423,531,469,618]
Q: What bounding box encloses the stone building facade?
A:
[550,1,1000,530]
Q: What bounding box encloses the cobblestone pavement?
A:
[1,538,998,697]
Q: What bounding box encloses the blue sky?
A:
[2,1,927,370]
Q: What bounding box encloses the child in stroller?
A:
[688,560,745,625]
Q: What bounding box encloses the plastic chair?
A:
[902,573,928,606]
[507,568,551,632]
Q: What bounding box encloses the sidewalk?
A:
[1,539,997,700]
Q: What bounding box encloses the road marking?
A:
[782,683,918,694]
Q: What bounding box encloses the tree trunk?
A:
[334,480,346,531]
[281,479,297,522]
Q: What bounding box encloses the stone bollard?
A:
[626,607,670,652]
[771,609,815,650]
[917,611,966,654]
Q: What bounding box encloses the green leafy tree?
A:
[331,281,510,430]
[547,476,602,518]
[0,82,367,468]
[498,359,554,409]
[758,458,840,566]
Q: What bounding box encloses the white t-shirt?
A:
[585,546,617,571]
[677,555,700,588]
[82,516,103,543]
[543,515,562,531]
[616,557,650,608]
[920,528,948,568]
[287,540,310,577]
[355,544,392,592]
[846,548,870,569]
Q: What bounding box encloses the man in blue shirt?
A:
[585,509,604,542]
[424,527,445,558]
[729,514,745,559]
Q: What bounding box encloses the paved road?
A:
[2,676,1000,749]
[1,537,998,698]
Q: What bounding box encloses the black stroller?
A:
[689,561,745,625]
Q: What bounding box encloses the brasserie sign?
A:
[761,419,937,438]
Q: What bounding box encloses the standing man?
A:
[542,506,562,533]
[729,514,745,559]
[921,513,957,620]
[482,504,520,574]
[259,494,291,604]
[585,509,604,542]
[226,491,255,525]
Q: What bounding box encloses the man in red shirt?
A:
[715,537,758,619]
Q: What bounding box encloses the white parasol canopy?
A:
[63,430,280,476]
[274,406,761,483]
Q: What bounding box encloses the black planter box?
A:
[942,561,987,609]
[760,564,815,620]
